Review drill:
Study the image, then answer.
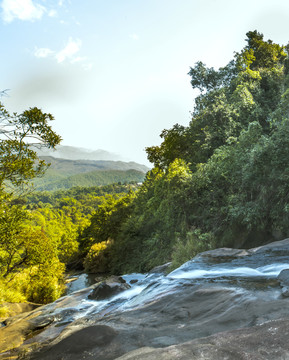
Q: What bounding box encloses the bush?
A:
[0,260,65,305]
[22,261,65,304]
[171,229,215,270]
[84,240,111,273]
[0,278,26,304]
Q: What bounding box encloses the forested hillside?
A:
[32,168,145,191]
[0,181,137,310]
[79,31,289,274]
[0,99,139,309]
[31,156,148,191]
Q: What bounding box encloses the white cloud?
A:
[1,0,45,23]
[70,56,87,64]
[48,9,57,17]
[55,37,82,63]
[33,37,92,70]
[34,47,54,58]
[129,34,139,40]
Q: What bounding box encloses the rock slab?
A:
[115,317,289,360]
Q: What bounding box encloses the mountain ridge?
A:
[33,145,126,162]
[40,156,150,174]
[32,148,150,191]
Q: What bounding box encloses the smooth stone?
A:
[29,325,118,359]
[115,318,289,360]
[88,276,130,300]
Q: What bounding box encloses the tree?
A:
[0,101,63,304]
[0,103,61,193]
[83,31,289,274]
[147,31,289,170]
[146,124,189,170]
[79,192,136,255]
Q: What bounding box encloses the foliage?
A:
[0,102,64,305]
[0,261,65,305]
[171,229,215,270]
[32,168,145,191]
[83,240,111,273]
[78,191,137,256]
[79,31,289,275]
[26,183,139,272]
[0,104,61,193]
[20,261,65,304]
[29,208,80,264]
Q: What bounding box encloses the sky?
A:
[1,0,289,165]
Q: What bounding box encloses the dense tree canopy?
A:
[80,31,289,274]
[0,103,64,305]
[0,105,61,192]
[146,30,288,170]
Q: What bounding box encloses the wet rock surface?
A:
[0,303,40,322]
[2,239,289,359]
[88,276,130,301]
[32,325,119,360]
[277,268,289,297]
[115,317,289,360]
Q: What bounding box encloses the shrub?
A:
[84,240,111,273]
[171,229,215,270]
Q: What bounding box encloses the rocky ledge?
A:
[116,317,289,360]
[2,239,289,360]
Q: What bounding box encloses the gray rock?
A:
[251,238,289,254]
[115,318,289,360]
[198,247,250,259]
[129,279,138,284]
[277,269,289,285]
[5,238,289,359]
[198,238,289,261]
[148,262,172,274]
[277,269,289,297]
[34,325,118,359]
[88,276,130,300]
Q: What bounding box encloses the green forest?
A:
[1,30,289,311]
[30,156,147,191]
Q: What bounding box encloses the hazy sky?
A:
[1,0,289,165]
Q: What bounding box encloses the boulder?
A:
[88,276,130,300]
[277,269,289,285]
[198,247,250,259]
[198,238,289,261]
[251,238,289,254]
[148,262,172,274]
[129,279,138,284]
[277,269,289,297]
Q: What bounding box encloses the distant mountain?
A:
[32,145,123,161]
[33,169,145,191]
[31,152,150,191]
[39,156,150,174]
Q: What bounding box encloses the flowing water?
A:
[25,245,289,348]
[14,241,289,360]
